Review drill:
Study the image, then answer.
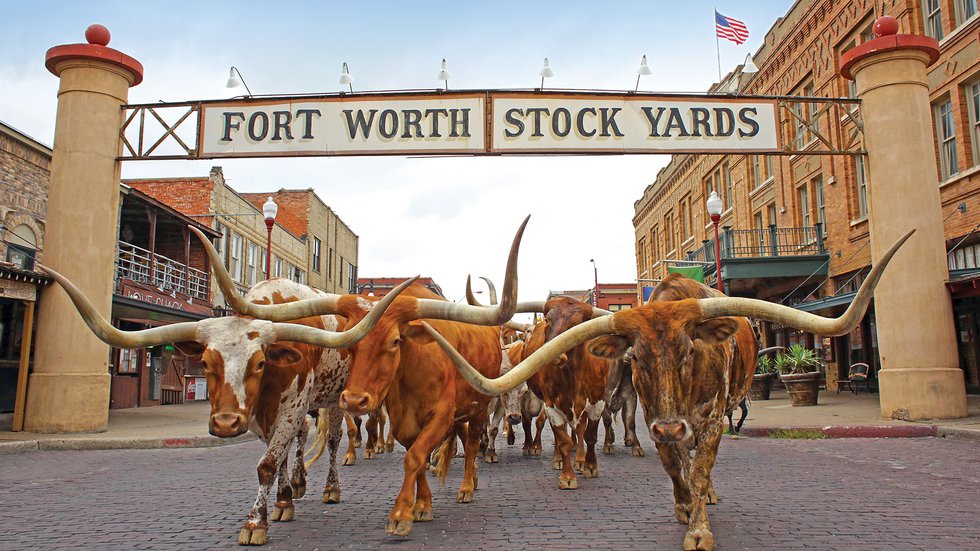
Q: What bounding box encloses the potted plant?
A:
[749,355,779,400]
[777,344,822,406]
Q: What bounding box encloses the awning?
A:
[667,265,705,282]
[117,317,172,328]
[793,291,856,313]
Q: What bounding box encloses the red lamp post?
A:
[590,258,599,307]
[706,191,724,293]
[262,196,278,279]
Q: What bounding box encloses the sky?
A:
[1,0,793,311]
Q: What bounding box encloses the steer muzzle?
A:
[649,419,693,444]
[209,412,247,438]
[339,390,376,415]
[507,412,522,425]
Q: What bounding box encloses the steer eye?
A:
[390,337,402,350]
[255,360,266,372]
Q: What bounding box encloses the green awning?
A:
[668,266,705,282]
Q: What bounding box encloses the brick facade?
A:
[0,121,50,266]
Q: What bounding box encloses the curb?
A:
[937,426,980,442]
[0,432,256,455]
[738,425,940,438]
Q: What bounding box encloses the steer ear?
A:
[174,341,205,360]
[692,318,740,344]
[588,335,631,360]
[266,343,303,366]
[401,320,435,345]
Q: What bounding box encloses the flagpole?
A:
[715,8,723,82]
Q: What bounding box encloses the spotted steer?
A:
[39,228,414,546]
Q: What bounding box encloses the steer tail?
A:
[433,433,455,485]
[304,408,331,469]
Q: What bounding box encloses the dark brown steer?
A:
[422,230,912,551]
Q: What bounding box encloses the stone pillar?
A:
[841,17,966,420]
[24,25,143,432]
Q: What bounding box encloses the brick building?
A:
[356,276,444,298]
[632,0,980,393]
[548,283,638,311]
[240,189,359,296]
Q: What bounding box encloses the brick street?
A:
[1,428,978,551]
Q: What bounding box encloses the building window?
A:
[339,256,345,289]
[649,226,659,264]
[949,242,980,270]
[328,248,334,280]
[924,0,944,40]
[664,214,674,254]
[798,185,811,228]
[6,244,35,270]
[608,304,631,311]
[813,175,826,236]
[956,0,977,27]
[638,237,647,275]
[230,233,243,282]
[935,98,958,179]
[764,155,774,181]
[312,237,322,273]
[215,223,227,258]
[348,263,357,292]
[751,155,762,189]
[724,161,733,210]
[793,81,816,150]
[753,212,765,254]
[274,256,283,278]
[968,81,980,166]
[855,155,869,219]
[246,242,260,285]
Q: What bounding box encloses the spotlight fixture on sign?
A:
[539,58,554,89]
[437,59,451,90]
[728,53,759,95]
[635,55,652,92]
[742,52,759,74]
[225,66,252,97]
[339,62,353,93]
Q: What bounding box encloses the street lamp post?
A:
[706,191,724,293]
[590,258,599,307]
[262,196,278,279]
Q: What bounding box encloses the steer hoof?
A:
[456,489,474,503]
[342,454,356,466]
[602,443,614,454]
[683,528,714,551]
[581,464,599,478]
[322,486,341,504]
[374,443,386,454]
[290,481,306,499]
[270,503,294,522]
[484,452,498,464]
[385,442,395,453]
[631,446,646,458]
[706,487,719,505]
[522,447,532,456]
[354,437,362,448]
[573,459,585,473]
[558,476,578,490]
[238,526,268,546]
[364,449,376,460]
[551,459,563,470]
[385,519,413,536]
[413,508,434,522]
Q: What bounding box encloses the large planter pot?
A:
[749,373,775,401]
[780,371,821,406]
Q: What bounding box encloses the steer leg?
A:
[582,416,601,478]
[382,406,395,453]
[321,406,344,504]
[601,408,615,454]
[458,416,485,502]
[521,413,535,455]
[364,412,379,459]
[532,411,546,456]
[572,416,587,472]
[271,458,295,522]
[623,394,645,457]
[386,413,452,537]
[240,423,300,545]
[683,422,724,551]
[288,416,310,499]
[545,406,577,489]
[656,442,694,525]
[342,413,358,466]
[484,401,502,464]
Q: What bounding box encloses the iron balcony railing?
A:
[116,240,210,301]
[686,223,825,265]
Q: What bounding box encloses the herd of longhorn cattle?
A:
[40,215,913,550]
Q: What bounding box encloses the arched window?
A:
[6,224,37,270]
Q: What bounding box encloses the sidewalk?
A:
[1,391,978,455]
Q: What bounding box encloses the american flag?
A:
[715,10,749,45]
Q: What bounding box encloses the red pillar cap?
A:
[840,17,939,81]
[45,25,143,86]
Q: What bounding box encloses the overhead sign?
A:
[199,91,779,158]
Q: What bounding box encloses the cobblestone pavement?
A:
[1,426,978,551]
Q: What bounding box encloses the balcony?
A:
[116,240,210,301]
[681,224,829,294]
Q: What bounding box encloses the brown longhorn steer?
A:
[39,231,413,546]
[600,350,644,457]
[422,230,912,551]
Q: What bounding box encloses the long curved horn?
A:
[270,276,420,348]
[698,229,914,336]
[38,264,200,348]
[481,276,498,305]
[414,215,529,324]
[190,226,347,320]
[421,315,616,395]
[503,320,531,333]
[757,346,784,357]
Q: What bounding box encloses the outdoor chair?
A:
[837,362,872,394]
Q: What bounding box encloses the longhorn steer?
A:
[39,230,413,546]
[422,230,912,551]
[601,350,644,457]
[482,339,524,463]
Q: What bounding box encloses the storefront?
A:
[0,265,48,429]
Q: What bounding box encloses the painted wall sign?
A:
[118,280,213,316]
[198,91,779,158]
